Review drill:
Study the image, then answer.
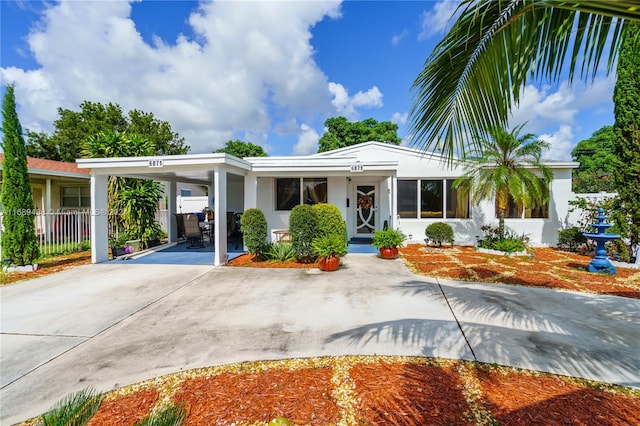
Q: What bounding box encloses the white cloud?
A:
[507,76,614,161]
[418,0,460,40]
[391,29,408,46]
[328,82,383,119]
[539,125,574,161]
[293,123,319,155]
[1,0,347,153]
[391,111,408,125]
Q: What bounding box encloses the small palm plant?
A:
[312,234,348,271]
[133,403,186,426]
[453,124,552,239]
[38,387,104,426]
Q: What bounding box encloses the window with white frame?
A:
[499,193,549,219]
[61,186,90,208]
[276,177,327,211]
[397,179,470,219]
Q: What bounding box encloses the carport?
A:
[76,154,252,266]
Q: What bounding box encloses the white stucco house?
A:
[77,142,578,266]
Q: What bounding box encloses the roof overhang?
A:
[248,155,399,175]
[77,153,253,185]
[77,153,400,182]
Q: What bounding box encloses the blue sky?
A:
[1,0,616,159]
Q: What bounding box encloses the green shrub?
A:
[478,225,529,253]
[312,234,348,260]
[268,242,296,262]
[312,203,346,242]
[371,228,406,249]
[240,208,268,256]
[491,238,527,253]
[254,242,274,262]
[289,204,318,263]
[557,227,587,251]
[425,222,454,246]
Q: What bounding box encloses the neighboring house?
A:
[77,142,578,266]
[0,154,91,237]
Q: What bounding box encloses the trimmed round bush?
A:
[240,208,267,256]
[312,203,346,242]
[425,222,454,246]
[289,204,318,263]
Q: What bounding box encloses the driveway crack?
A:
[436,278,477,361]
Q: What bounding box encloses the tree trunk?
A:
[498,209,506,239]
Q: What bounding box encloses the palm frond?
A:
[38,388,104,426]
[133,403,187,426]
[409,0,640,162]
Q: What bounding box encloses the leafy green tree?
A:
[318,117,401,153]
[27,101,189,161]
[453,125,552,238]
[1,84,39,265]
[410,0,640,162]
[82,131,164,247]
[571,126,617,193]
[214,140,267,157]
[613,23,640,252]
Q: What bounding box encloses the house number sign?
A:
[148,159,164,168]
[350,164,364,173]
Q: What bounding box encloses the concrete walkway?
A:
[1,255,639,424]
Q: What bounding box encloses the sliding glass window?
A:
[397,180,418,218]
[420,180,443,218]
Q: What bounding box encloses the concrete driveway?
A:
[1,255,639,424]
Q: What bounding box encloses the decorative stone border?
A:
[3,264,38,273]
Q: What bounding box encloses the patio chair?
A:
[184,213,205,248]
[173,213,189,240]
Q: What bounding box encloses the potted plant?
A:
[311,234,348,271]
[109,232,133,257]
[371,228,406,259]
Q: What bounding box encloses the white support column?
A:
[214,166,227,266]
[244,173,257,210]
[90,173,109,263]
[391,174,398,229]
[167,181,177,243]
[45,178,52,237]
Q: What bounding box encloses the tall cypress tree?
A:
[613,24,640,254]
[1,84,39,265]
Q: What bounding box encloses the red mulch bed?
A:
[1,250,91,286]
[227,253,317,269]
[350,360,473,425]
[401,245,640,299]
[173,368,338,425]
[87,388,159,426]
[51,357,639,426]
[476,365,640,425]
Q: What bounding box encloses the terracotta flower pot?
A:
[318,255,340,271]
[379,246,399,259]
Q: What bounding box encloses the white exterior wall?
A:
[258,176,349,242]
[247,143,577,246]
[318,143,577,247]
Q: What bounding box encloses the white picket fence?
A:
[0,209,169,260]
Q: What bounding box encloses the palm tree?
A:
[453,125,553,238]
[410,0,640,162]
